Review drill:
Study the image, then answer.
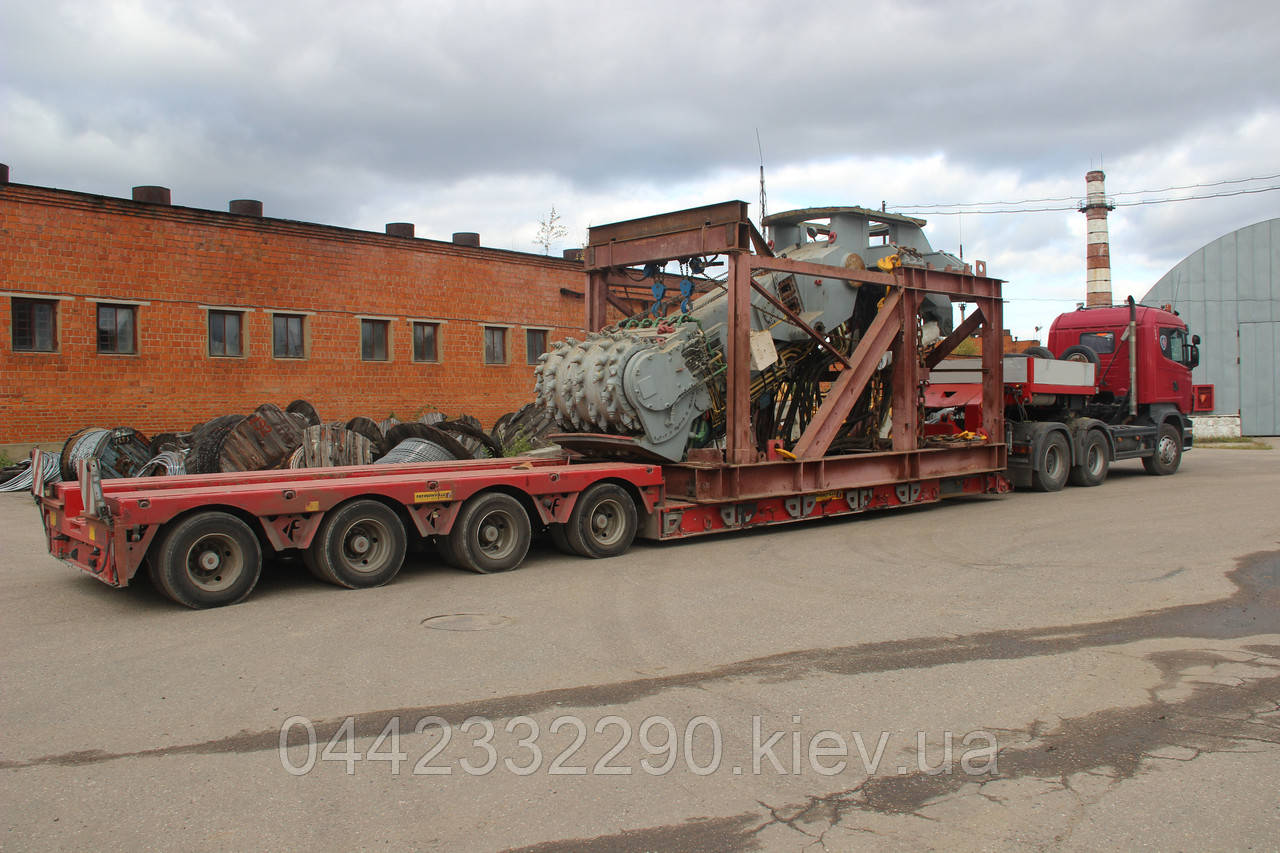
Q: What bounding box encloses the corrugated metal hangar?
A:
[1142,218,1280,435]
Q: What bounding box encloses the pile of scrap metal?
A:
[535,205,963,462]
[43,400,560,482]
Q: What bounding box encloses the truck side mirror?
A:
[1188,345,1200,369]
[1192,334,1201,345]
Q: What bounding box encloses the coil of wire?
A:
[0,453,63,492]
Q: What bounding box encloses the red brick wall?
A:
[0,184,588,443]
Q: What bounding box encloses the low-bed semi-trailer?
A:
[27,201,1204,608]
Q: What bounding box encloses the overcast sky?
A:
[3,0,1278,337]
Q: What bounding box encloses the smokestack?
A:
[132,185,172,205]
[1080,170,1115,307]
[452,232,480,247]
[229,199,263,217]
[385,222,415,237]
[0,164,9,183]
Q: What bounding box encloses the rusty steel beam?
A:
[586,270,608,331]
[662,443,1006,502]
[749,255,897,288]
[747,220,774,257]
[588,200,749,248]
[891,289,921,452]
[586,224,749,270]
[725,255,755,464]
[747,276,853,370]
[979,295,1004,440]
[791,288,904,459]
[924,305,986,370]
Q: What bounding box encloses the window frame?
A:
[360,318,391,362]
[272,313,306,360]
[11,297,59,353]
[412,320,441,363]
[96,303,138,355]
[1078,331,1116,354]
[525,327,549,365]
[207,309,245,358]
[483,325,508,365]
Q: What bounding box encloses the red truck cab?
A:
[1047,303,1199,414]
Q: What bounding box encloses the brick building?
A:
[1,169,592,445]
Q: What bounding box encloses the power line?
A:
[892,171,1280,210]
[895,184,1280,216]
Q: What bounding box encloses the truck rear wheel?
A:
[563,483,638,558]
[1031,432,1071,492]
[305,499,407,588]
[1068,430,1109,487]
[445,492,531,574]
[1142,423,1182,476]
[150,511,262,608]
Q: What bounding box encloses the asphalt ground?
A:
[1,445,1278,851]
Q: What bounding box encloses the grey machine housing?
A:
[535,206,962,461]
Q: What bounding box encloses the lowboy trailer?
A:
[30,201,1200,608]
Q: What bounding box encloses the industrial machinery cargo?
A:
[29,201,1205,608]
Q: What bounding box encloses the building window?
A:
[273,314,305,359]
[413,322,439,362]
[97,304,137,354]
[361,319,389,361]
[483,326,507,364]
[526,329,548,364]
[12,298,57,352]
[208,310,244,357]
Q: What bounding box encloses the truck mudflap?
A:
[644,473,1010,540]
[32,451,153,587]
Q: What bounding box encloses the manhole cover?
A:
[421,613,512,631]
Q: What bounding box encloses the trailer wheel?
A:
[306,499,407,588]
[548,523,576,556]
[445,492,531,574]
[150,511,262,608]
[1142,423,1182,476]
[563,483,638,558]
[1068,430,1110,487]
[1031,432,1071,492]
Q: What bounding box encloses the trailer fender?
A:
[1010,421,1073,471]
[1145,404,1193,449]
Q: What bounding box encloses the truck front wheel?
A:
[1069,430,1110,487]
[1031,432,1071,492]
[150,511,262,608]
[1142,423,1182,476]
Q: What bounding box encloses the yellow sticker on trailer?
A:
[89,526,95,541]
[813,491,842,502]
[414,490,453,503]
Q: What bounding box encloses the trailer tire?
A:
[1031,432,1071,492]
[150,511,262,608]
[548,523,576,556]
[1068,430,1109,487]
[306,499,407,588]
[1142,423,1182,476]
[445,492,531,574]
[563,483,638,559]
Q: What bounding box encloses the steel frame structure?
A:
[584,201,1007,501]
